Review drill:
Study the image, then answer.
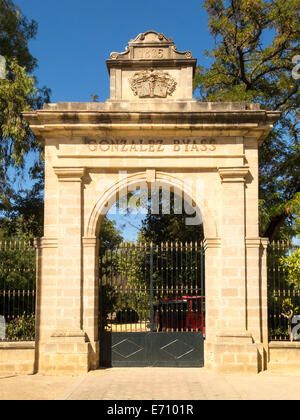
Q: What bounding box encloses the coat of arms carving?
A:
[129,70,177,98]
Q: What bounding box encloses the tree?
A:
[0,184,44,239]
[99,217,123,250]
[194,0,300,241]
[280,249,300,289]
[140,191,204,244]
[0,0,50,236]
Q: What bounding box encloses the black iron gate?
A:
[99,242,205,367]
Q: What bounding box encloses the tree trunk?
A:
[288,318,293,342]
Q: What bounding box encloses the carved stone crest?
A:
[129,70,177,98]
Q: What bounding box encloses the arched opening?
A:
[90,175,206,367]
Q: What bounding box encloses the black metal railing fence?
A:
[0,239,36,341]
[1,236,298,343]
[99,242,205,335]
[268,240,300,341]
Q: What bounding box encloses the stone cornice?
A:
[23,114,279,146]
[218,167,249,183]
[54,167,86,182]
[106,58,198,71]
[23,106,280,146]
[23,110,280,127]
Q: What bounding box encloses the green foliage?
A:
[0,240,35,290]
[195,0,300,241]
[99,218,123,251]
[5,314,35,341]
[0,0,38,73]
[100,245,150,324]
[282,298,299,318]
[0,184,44,239]
[280,249,300,288]
[0,240,36,323]
[0,0,50,168]
[267,242,300,340]
[118,247,150,320]
[0,0,50,239]
[269,327,289,340]
[140,191,204,244]
[98,219,124,327]
[0,59,36,163]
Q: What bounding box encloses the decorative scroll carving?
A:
[110,47,130,60]
[129,70,177,98]
[172,46,192,59]
[132,31,169,43]
[109,30,194,61]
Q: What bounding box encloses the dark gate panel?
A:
[99,242,205,367]
[150,332,204,367]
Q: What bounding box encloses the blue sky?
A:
[14,0,215,241]
[16,0,214,103]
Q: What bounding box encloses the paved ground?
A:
[0,374,77,400]
[1,368,300,400]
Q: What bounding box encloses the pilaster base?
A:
[37,330,99,374]
[205,332,263,374]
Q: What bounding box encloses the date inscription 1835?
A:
[85,138,216,153]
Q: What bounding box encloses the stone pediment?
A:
[106,31,197,102]
[109,30,193,61]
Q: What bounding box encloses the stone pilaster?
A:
[205,167,262,373]
[38,168,90,374]
[203,237,221,344]
[82,236,99,370]
[218,167,249,332]
[34,238,58,343]
[260,238,269,369]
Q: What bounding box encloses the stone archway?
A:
[83,171,213,368]
[93,175,208,367]
[24,31,280,374]
[86,171,217,239]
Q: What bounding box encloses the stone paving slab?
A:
[0,374,78,400]
[58,368,300,401]
[1,369,300,400]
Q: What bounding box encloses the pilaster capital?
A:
[36,237,58,249]
[204,237,221,250]
[82,237,97,248]
[260,237,270,249]
[218,166,249,183]
[54,167,86,182]
[245,238,261,248]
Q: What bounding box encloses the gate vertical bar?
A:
[201,242,205,338]
[150,242,154,331]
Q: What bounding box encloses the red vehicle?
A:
[153,296,205,333]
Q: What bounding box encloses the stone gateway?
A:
[23,31,280,374]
